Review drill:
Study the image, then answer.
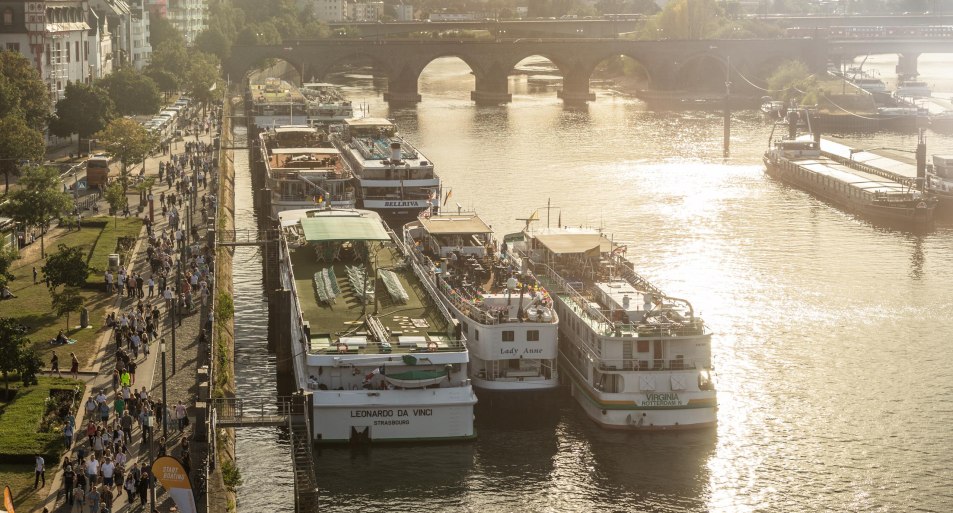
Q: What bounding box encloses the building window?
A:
[6,43,20,52]
[46,44,51,65]
[502,331,514,342]
[527,330,539,342]
[637,340,649,353]
[74,41,79,61]
[84,41,88,60]
[2,8,13,25]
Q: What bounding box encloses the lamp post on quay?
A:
[161,339,168,437]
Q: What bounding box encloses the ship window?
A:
[461,322,467,335]
[474,330,479,341]
[502,330,514,342]
[637,340,649,353]
[527,330,539,342]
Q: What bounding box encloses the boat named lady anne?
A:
[277,208,476,443]
[403,211,560,410]
[332,118,440,230]
[506,225,716,430]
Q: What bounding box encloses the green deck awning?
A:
[300,215,391,242]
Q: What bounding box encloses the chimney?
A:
[390,142,402,163]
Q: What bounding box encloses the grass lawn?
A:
[0,462,41,513]
[3,216,143,368]
[0,376,84,513]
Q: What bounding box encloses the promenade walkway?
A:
[33,108,221,513]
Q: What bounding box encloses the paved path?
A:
[35,110,221,513]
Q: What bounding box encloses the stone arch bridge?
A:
[224,38,827,104]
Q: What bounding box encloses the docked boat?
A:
[258,125,356,217]
[894,79,931,99]
[504,225,716,430]
[928,156,953,212]
[301,82,355,127]
[760,97,785,118]
[764,112,936,228]
[247,78,309,131]
[403,211,560,410]
[332,118,440,229]
[852,77,888,94]
[278,208,477,444]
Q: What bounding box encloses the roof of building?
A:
[299,211,391,242]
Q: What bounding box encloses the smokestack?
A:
[390,142,402,163]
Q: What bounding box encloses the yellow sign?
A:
[152,456,197,513]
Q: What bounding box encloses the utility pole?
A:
[723,55,731,159]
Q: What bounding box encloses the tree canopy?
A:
[0,166,74,257]
[186,51,223,107]
[98,67,163,116]
[52,286,85,330]
[0,236,17,289]
[49,82,116,154]
[95,118,159,192]
[767,59,819,104]
[0,317,29,392]
[0,50,51,130]
[0,116,45,194]
[42,244,90,291]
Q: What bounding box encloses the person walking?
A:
[70,352,79,379]
[64,420,74,449]
[136,464,150,506]
[50,351,60,377]
[33,454,45,489]
[72,482,85,513]
[63,458,75,506]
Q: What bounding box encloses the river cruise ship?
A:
[403,212,560,409]
[301,82,355,127]
[333,118,440,229]
[764,116,936,228]
[278,208,476,444]
[247,78,309,131]
[259,125,355,216]
[505,226,716,430]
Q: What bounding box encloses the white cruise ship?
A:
[332,118,440,229]
[259,125,356,217]
[301,82,355,127]
[403,211,559,410]
[277,208,477,443]
[507,226,717,430]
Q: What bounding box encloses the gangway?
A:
[210,395,319,512]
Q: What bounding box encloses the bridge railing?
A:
[210,396,303,421]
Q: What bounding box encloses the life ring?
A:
[916,201,927,209]
[427,341,438,352]
[337,344,348,353]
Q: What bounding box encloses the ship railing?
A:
[596,358,707,372]
[821,149,918,189]
[401,233,457,325]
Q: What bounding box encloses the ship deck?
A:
[288,243,458,355]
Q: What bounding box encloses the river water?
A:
[232,55,953,512]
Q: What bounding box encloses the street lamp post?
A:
[160,339,168,437]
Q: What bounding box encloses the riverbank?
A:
[207,92,238,513]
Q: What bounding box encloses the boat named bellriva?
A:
[506,225,716,430]
[403,211,560,409]
[278,208,476,444]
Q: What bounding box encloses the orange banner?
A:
[3,485,14,513]
[152,456,197,513]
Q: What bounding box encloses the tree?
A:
[0,50,51,130]
[767,59,819,104]
[639,0,723,40]
[52,286,84,331]
[0,235,16,289]
[42,244,90,291]
[48,82,116,154]
[0,317,28,392]
[0,116,45,194]
[104,180,128,226]
[0,166,74,258]
[195,28,232,62]
[186,51,223,115]
[149,16,185,50]
[95,118,159,194]
[98,67,162,116]
[19,347,41,386]
[144,69,180,98]
[148,40,189,82]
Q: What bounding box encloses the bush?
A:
[0,377,84,463]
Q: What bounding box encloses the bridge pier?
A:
[557,71,595,103]
[471,74,512,105]
[896,53,920,79]
[383,75,422,104]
